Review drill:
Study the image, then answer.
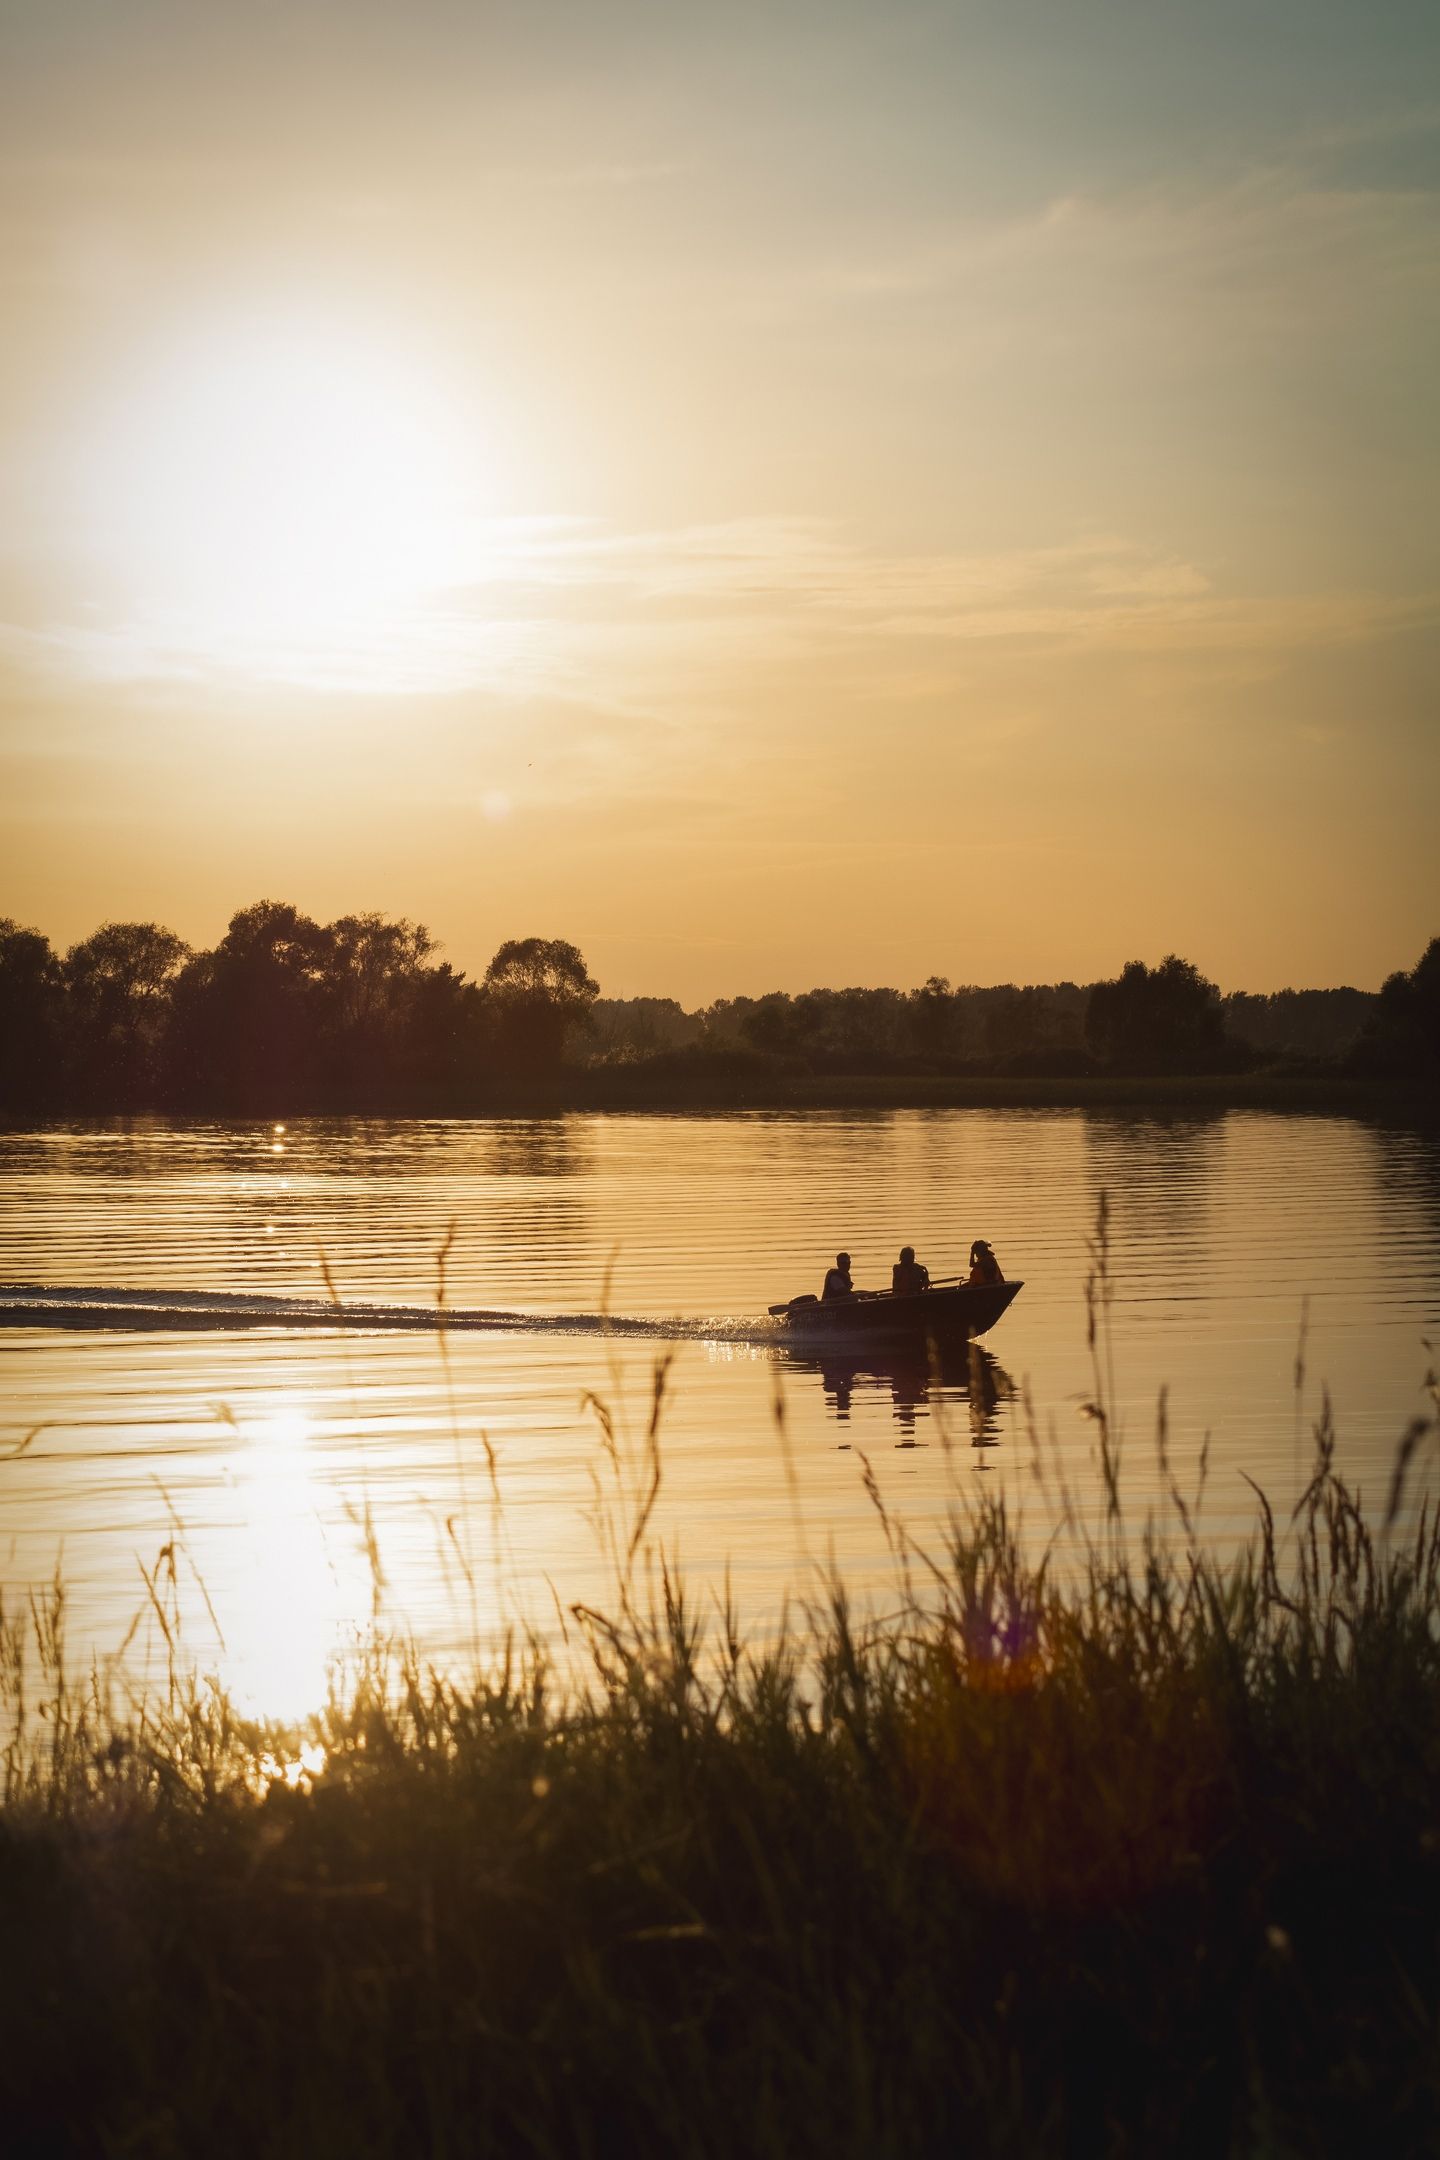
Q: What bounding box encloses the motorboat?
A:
[769,1277,1022,1346]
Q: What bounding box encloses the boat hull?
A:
[777,1279,1022,1346]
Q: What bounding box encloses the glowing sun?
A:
[78,306,475,656]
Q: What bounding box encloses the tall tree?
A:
[324,915,437,1035]
[64,921,191,1103]
[482,937,599,1074]
[1353,936,1440,1080]
[319,913,438,1091]
[907,975,956,1059]
[1085,955,1231,1074]
[0,919,65,1107]
[167,901,332,1107]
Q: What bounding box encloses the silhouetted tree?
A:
[729,987,910,1066]
[981,988,1040,1063]
[1352,936,1440,1081]
[906,975,956,1058]
[1085,955,1231,1074]
[395,961,488,1096]
[587,997,699,1062]
[0,919,65,1107]
[737,993,805,1058]
[318,913,439,1091]
[482,937,599,1074]
[705,979,1092,1070]
[167,900,333,1107]
[64,921,190,1104]
[1224,987,1376,1063]
[968,983,1090,1071]
[798,986,907,1064]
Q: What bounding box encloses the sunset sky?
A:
[2,0,1436,1002]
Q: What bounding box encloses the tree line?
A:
[1,901,1434,1111]
[594,955,1431,1083]
[0,903,598,1112]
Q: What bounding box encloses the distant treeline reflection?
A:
[0,900,1434,1113]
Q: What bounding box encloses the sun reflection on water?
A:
[222,1405,372,1724]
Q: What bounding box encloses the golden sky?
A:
[2,1,1436,1000]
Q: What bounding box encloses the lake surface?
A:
[2,1111,1437,1721]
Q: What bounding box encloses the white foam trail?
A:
[0,1282,775,1342]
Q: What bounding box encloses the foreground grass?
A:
[5,1422,1440,2160]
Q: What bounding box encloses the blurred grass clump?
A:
[3,1237,1439,2158]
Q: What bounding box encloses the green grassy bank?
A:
[4,1382,1440,2159]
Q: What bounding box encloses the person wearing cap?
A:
[967,1239,1004,1286]
[891,1245,930,1296]
[822,1251,854,1300]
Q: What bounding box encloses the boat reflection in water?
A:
[777,1334,1014,1450]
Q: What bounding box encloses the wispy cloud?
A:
[812,163,1440,336]
[5,515,1432,707]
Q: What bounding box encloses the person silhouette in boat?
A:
[891,1245,930,1296]
[967,1238,1004,1286]
[822,1251,854,1300]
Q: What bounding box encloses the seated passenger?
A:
[822,1251,854,1301]
[967,1238,1004,1286]
[891,1245,930,1296]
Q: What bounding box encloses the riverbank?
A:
[11,1068,1430,1126]
[4,1411,1438,2159]
[577,1067,1433,1118]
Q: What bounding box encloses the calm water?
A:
[2,1111,1437,1720]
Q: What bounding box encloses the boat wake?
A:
[0,1283,777,1344]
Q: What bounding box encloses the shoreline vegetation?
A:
[4,1237,1439,2156]
[2,904,1436,1120]
[541,1066,1430,1117]
[6,1071,1433,1124]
